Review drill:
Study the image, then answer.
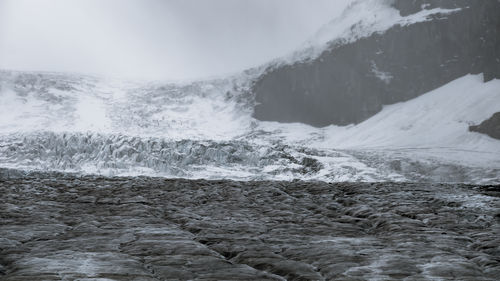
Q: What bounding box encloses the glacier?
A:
[2,2,500,280]
[0,0,499,184]
[1,70,499,184]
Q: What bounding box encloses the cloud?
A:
[0,0,353,80]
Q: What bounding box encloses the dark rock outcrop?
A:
[470,112,500,140]
[252,0,500,127]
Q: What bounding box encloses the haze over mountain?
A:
[0,0,352,80]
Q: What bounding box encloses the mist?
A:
[0,0,352,80]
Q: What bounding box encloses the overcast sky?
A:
[0,0,352,80]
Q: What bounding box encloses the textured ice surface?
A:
[1,173,499,280]
[1,71,499,183]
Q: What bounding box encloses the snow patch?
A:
[371,61,393,84]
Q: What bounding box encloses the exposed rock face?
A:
[470,112,500,140]
[1,170,500,280]
[252,0,500,127]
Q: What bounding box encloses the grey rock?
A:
[252,0,500,127]
[470,112,500,140]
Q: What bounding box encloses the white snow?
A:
[75,96,111,132]
[278,0,462,64]
[371,61,393,84]
[321,74,500,162]
[0,87,74,133]
[0,73,253,141]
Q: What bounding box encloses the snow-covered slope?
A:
[322,74,500,150]
[256,75,500,183]
[1,71,498,183]
[321,74,500,171]
[0,71,254,140]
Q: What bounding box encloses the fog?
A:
[0,0,352,80]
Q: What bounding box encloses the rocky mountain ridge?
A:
[252,0,500,127]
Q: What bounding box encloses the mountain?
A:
[257,74,500,183]
[0,0,499,184]
[2,70,498,183]
[2,3,500,280]
[252,0,500,127]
